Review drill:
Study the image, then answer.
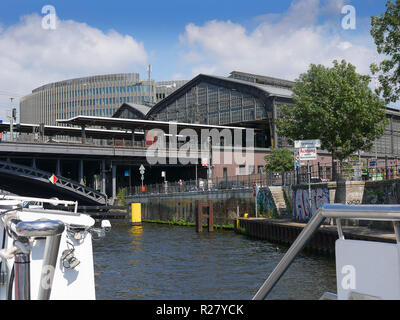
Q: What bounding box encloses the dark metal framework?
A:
[145,74,293,148]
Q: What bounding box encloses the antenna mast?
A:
[147,64,152,104]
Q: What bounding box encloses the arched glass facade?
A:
[149,81,267,125]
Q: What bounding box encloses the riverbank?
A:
[236,217,397,256]
[143,219,235,230]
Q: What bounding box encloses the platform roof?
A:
[56,116,250,132]
[0,122,136,139]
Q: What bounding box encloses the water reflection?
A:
[93,222,337,300]
[129,225,144,252]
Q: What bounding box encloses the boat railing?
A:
[1,195,78,213]
[252,204,400,300]
[6,218,65,300]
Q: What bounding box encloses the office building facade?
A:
[20,73,187,125]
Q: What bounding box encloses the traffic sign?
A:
[49,174,58,184]
[299,147,317,161]
[139,165,145,175]
[295,140,321,148]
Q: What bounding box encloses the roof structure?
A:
[56,116,250,132]
[145,73,293,120]
[112,102,151,119]
[0,122,135,140]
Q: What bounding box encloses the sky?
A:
[0,0,391,119]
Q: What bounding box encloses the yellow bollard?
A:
[131,203,142,226]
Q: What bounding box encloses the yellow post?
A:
[243,213,249,219]
[131,203,142,225]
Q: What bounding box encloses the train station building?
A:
[14,70,400,187]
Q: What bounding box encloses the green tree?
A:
[276,60,387,179]
[371,0,400,103]
[264,148,294,173]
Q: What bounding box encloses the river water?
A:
[93,222,337,300]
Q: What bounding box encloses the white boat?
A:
[0,195,111,300]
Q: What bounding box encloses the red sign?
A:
[49,175,58,184]
[299,147,317,161]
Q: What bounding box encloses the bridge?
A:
[0,117,249,202]
[0,159,107,205]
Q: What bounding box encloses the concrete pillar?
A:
[79,159,84,185]
[56,159,61,176]
[101,160,106,195]
[112,163,117,199]
[131,131,135,147]
[81,125,86,144]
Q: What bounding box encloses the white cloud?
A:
[0,13,148,119]
[178,0,375,81]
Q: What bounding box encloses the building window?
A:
[249,165,255,175]
[258,165,264,174]
[239,165,246,175]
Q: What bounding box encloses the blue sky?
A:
[0,0,393,116]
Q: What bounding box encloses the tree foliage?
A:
[264,148,294,173]
[275,60,387,163]
[371,0,400,103]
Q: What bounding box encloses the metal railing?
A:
[123,171,298,196]
[123,163,400,197]
[7,218,65,300]
[252,204,400,300]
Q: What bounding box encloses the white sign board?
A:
[299,147,317,161]
[295,139,321,148]
[336,239,400,300]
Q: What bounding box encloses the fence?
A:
[123,171,296,196]
[122,163,400,197]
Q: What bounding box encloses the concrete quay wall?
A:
[236,218,397,256]
[127,189,255,226]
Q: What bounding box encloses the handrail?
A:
[252,204,400,300]
[1,195,77,208]
[7,218,65,300]
[7,219,65,238]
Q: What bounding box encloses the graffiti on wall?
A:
[293,188,330,222]
[257,187,277,218]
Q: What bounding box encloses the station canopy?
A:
[0,122,135,140]
[56,116,250,133]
